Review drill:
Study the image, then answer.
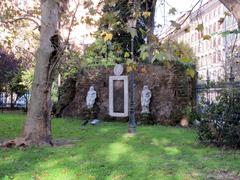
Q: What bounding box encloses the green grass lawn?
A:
[0,113,240,180]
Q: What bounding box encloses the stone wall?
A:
[60,64,195,125]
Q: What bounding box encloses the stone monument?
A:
[109,64,128,117]
[86,85,97,109]
[141,85,151,113]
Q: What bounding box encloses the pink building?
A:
[170,0,240,82]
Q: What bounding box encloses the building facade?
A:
[171,0,240,83]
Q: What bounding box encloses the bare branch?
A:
[161,0,203,40]
[64,0,80,46]
[1,16,40,28]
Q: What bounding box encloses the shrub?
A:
[138,113,155,125]
[170,105,200,126]
[197,89,240,149]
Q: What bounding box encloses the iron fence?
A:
[196,80,240,103]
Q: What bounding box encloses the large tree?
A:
[1,0,59,147]
[96,0,157,62]
[21,0,59,146]
[0,0,90,147]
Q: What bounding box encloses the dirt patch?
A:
[207,170,240,180]
[0,138,81,148]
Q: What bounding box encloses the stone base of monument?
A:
[90,119,101,125]
[138,113,155,125]
[102,115,128,122]
[83,104,99,121]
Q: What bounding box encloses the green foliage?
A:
[1,113,240,179]
[152,50,165,62]
[127,26,137,38]
[81,39,122,67]
[9,71,28,99]
[0,0,39,65]
[182,105,200,124]
[20,68,34,90]
[0,49,29,106]
[97,0,154,61]
[179,57,192,64]
[221,29,240,37]
[197,90,240,149]
[125,59,137,72]
[195,24,204,32]
[138,113,155,125]
[170,20,181,30]
[59,48,80,79]
[203,34,211,40]
[124,51,130,58]
[160,41,195,63]
[51,81,58,103]
[185,68,195,78]
[151,41,196,77]
[138,44,150,61]
[170,104,199,126]
[92,0,196,69]
[168,7,177,15]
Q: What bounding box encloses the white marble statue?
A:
[86,86,97,109]
[141,85,152,113]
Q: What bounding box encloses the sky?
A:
[155,0,208,36]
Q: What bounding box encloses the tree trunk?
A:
[21,0,59,146]
[10,90,14,109]
[146,0,157,63]
[218,0,240,28]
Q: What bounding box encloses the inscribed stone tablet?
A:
[113,80,124,113]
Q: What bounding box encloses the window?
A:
[198,32,201,40]
[218,23,221,31]
[209,53,212,64]
[218,6,221,15]
[205,27,208,34]
[209,24,212,33]
[218,37,221,45]
[204,55,207,66]
[213,52,216,63]
[217,51,221,62]
[213,23,216,32]
[213,70,217,81]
